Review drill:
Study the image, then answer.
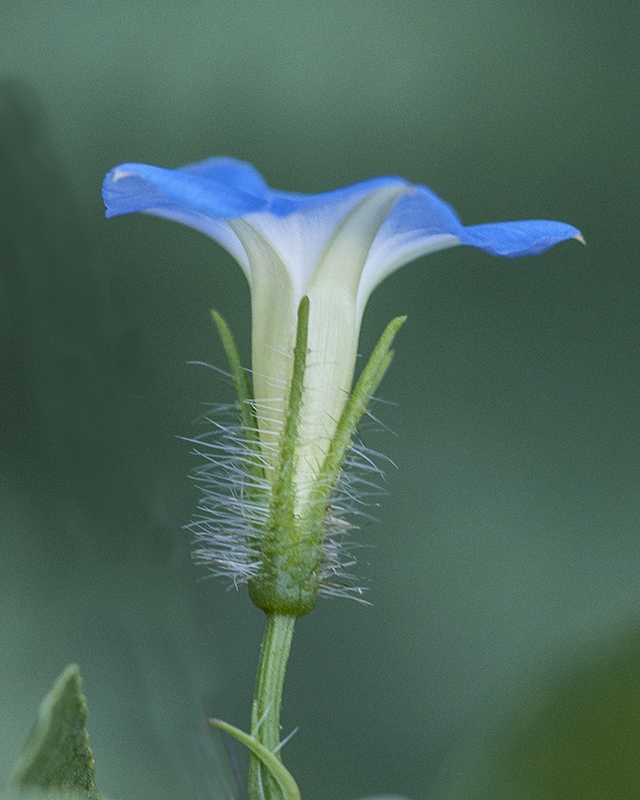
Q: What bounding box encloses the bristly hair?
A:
[183,401,392,601]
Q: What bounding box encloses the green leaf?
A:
[210,718,301,800]
[11,665,100,799]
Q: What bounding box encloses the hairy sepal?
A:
[248,297,324,616]
[207,305,406,617]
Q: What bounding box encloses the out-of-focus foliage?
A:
[437,623,640,800]
[0,2,638,800]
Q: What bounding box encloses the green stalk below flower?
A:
[248,613,297,800]
[210,302,406,800]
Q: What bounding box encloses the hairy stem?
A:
[248,613,297,800]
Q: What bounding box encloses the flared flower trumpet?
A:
[103,156,582,613]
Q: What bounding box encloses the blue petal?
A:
[179,156,270,198]
[102,160,268,219]
[260,175,404,218]
[460,219,583,258]
[102,157,583,287]
[384,185,465,236]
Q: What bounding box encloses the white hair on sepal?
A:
[318,435,394,602]
[183,396,394,599]
[183,403,270,586]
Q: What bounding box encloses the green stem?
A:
[249,613,297,800]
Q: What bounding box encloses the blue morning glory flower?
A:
[102,157,582,504]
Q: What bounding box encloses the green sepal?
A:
[11,665,101,799]
[248,297,322,616]
[210,718,301,800]
[211,310,265,489]
[270,295,309,524]
[249,308,406,616]
[311,314,407,507]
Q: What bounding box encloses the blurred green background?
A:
[1,1,638,799]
